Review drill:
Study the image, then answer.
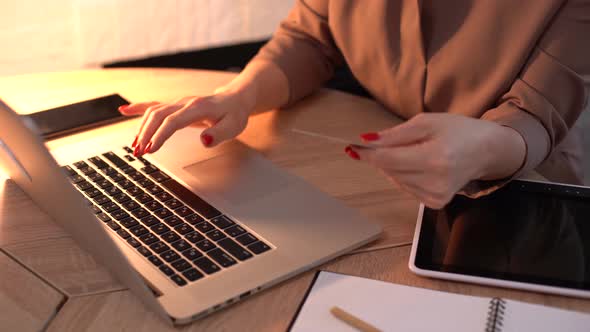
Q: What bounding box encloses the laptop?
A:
[0,99,381,325]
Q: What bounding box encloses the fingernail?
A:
[201,134,213,147]
[133,144,141,157]
[144,142,152,154]
[131,135,138,148]
[360,132,380,141]
[345,146,360,160]
[118,104,129,112]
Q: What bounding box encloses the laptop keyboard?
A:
[62,147,272,287]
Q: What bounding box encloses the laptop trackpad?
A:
[182,148,288,206]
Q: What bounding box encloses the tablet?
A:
[409,179,590,299]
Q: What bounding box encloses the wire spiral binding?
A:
[485,297,507,332]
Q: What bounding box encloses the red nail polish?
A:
[131,135,138,148]
[360,132,380,141]
[133,145,141,157]
[144,142,152,154]
[118,104,129,112]
[201,134,213,147]
[345,146,360,160]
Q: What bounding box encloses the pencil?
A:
[330,306,383,332]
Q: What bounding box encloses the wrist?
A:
[478,125,527,181]
[215,78,258,118]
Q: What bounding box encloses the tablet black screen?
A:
[415,180,590,291]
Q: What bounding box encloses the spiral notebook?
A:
[289,271,590,332]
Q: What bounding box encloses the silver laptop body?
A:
[0,100,381,325]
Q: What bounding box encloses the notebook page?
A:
[291,271,490,332]
[503,299,590,332]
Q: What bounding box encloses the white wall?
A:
[0,0,293,77]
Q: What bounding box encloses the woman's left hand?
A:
[346,113,526,208]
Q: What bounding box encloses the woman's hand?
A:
[119,91,253,155]
[346,113,526,208]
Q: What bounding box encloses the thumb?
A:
[200,112,247,148]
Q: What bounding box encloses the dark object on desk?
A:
[24,94,130,139]
[103,39,372,99]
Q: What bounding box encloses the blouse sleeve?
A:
[252,0,343,106]
[465,0,590,197]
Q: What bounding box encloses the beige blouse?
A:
[254,0,590,186]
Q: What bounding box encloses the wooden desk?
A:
[0,69,587,331]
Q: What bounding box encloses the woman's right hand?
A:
[119,90,253,156]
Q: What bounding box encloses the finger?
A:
[118,101,160,116]
[361,114,433,147]
[200,112,247,147]
[136,104,182,154]
[351,145,429,173]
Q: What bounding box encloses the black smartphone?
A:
[24,94,132,139]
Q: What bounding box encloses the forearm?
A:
[478,125,527,181]
[216,60,290,116]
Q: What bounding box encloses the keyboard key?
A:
[136,245,151,257]
[171,259,191,272]
[124,155,135,162]
[87,172,105,182]
[206,230,227,242]
[196,239,217,252]
[218,238,253,261]
[101,166,117,176]
[76,181,93,191]
[194,222,214,233]
[121,200,140,211]
[88,156,109,169]
[129,225,149,237]
[248,241,271,254]
[236,233,257,246]
[225,225,246,238]
[140,215,159,227]
[74,161,89,169]
[160,250,180,263]
[91,205,102,214]
[116,229,131,239]
[106,220,120,230]
[69,174,85,184]
[128,171,145,181]
[150,241,170,254]
[182,268,204,281]
[123,146,133,154]
[131,208,150,219]
[193,257,220,274]
[174,223,193,235]
[182,248,202,261]
[185,232,205,244]
[102,202,120,213]
[104,186,122,197]
[161,232,181,243]
[96,179,114,190]
[184,214,205,225]
[136,193,153,204]
[171,239,191,252]
[108,172,126,183]
[163,215,182,227]
[62,165,77,176]
[145,201,163,212]
[148,255,164,267]
[159,265,175,276]
[126,186,144,197]
[118,179,134,189]
[154,191,173,202]
[175,206,194,218]
[127,237,141,248]
[155,208,174,220]
[86,188,102,198]
[139,233,158,245]
[137,156,151,165]
[103,152,128,168]
[149,171,170,182]
[210,215,235,229]
[93,195,110,206]
[97,213,111,222]
[208,248,237,268]
[120,217,139,229]
[151,223,170,235]
[161,179,222,219]
[170,274,187,286]
[113,193,131,204]
[145,185,163,195]
[137,178,155,188]
[79,166,96,176]
[141,164,159,174]
[122,166,136,175]
[110,210,130,221]
[164,199,183,210]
